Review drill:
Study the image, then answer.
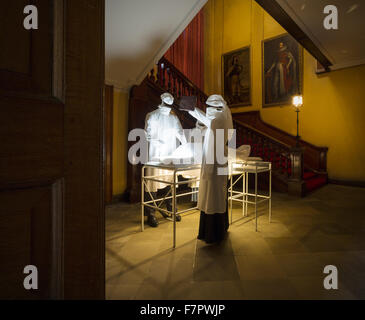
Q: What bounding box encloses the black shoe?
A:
[159,211,182,222]
[159,209,169,219]
[159,211,181,221]
[147,213,158,228]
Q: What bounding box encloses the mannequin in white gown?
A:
[144,92,187,227]
[185,94,233,243]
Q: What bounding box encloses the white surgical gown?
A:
[145,106,186,192]
[188,107,233,214]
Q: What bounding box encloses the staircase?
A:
[233,113,328,194]
[127,57,328,202]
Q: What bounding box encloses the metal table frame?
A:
[229,161,272,231]
[141,162,201,248]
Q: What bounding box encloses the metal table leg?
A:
[269,167,272,223]
[141,167,145,232]
[228,162,272,231]
[255,171,258,232]
[245,172,248,217]
[230,164,233,224]
[242,172,245,217]
[173,172,177,249]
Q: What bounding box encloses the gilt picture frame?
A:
[222,46,251,108]
[262,33,303,107]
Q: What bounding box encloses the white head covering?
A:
[161,92,174,106]
[206,94,225,107]
[206,94,233,133]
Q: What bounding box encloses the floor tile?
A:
[106,185,365,300]
[234,254,287,281]
[288,276,356,300]
[241,278,299,300]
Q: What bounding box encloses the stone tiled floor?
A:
[106,184,365,300]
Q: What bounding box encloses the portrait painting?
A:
[262,34,302,107]
[222,46,251,107]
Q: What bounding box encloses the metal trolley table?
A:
[229,160,272,231]
[141,162,201,248]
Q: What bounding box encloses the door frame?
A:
[62,0,105,299]
[104,85,114,205]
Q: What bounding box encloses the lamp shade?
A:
[292,95,303,108]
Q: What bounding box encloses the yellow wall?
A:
[113,89,129,196]
[204,0,365,181]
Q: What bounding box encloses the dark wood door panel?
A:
[0,0,65,299]
[0,0,104,299]
[0,181,63,299]
[0,97,63,186]
[0,0,63,100]
[0,1,31,75]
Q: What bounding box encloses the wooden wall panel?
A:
[0,182,63,299]
[0,0,55,99]
[0,0,104,299]
[0,1,31,74]
[0,97,64,187]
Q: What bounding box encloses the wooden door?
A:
[0,0,105,299]
[104,85,113,204]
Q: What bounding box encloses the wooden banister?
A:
[233,111,328,173]
[234,119,292,179]
[234,119,291,149]
[151,57,207,110]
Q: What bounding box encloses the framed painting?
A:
[222,46,251,107]
[262,34,303,107]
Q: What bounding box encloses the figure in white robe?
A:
[144,92,186,227]
[187,94,233,243]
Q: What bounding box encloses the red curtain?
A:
[164,10,204,90]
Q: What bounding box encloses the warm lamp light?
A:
[292,95,303,108]
[292,95,303,146]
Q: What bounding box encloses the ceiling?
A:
[276,0,365,70]
[106,0,365,90]
[105,0,207,91]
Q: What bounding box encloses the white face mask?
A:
[162,97,174,106]
[159,106,171,115]
[206,106,223,118]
